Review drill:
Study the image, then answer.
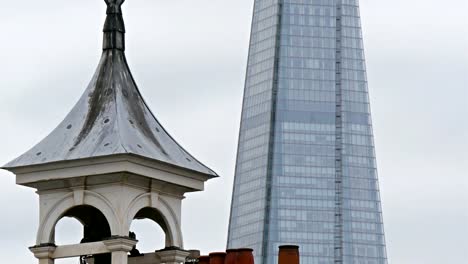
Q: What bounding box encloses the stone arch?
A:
[125,193,183,248]
[57,205,111,242]
[37,190,119,244]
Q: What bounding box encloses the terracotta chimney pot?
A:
[199,256,210,264]
[209,252,227,264]
[278,245,299,264]
[237,248,254,264]
[225,249,239,264]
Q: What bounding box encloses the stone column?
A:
[38,259,54,264]
[111,251,129,264]
[30,244,56,264]
[103,236,138,264]
[156,248,190,264]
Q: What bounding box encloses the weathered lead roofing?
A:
[3,0,217,177]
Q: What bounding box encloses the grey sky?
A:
[0,0,467,263]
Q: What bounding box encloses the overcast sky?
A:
[0,0,467,263]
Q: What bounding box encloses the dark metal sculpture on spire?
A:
[103,0,126,50]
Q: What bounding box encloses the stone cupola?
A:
[2,1,217,263]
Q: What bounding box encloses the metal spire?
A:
[103,0,126,50]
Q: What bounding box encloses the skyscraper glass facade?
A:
[227,1,387,264]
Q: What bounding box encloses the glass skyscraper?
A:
[227,1,387,264]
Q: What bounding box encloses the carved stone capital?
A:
[29,244,57,259]
[103,236,138,252]
[156,248,190,264]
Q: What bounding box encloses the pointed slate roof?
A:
[4,0,217,177]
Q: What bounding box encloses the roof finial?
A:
[103,0,126,51]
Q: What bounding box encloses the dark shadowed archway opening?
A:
[55,205,112,264]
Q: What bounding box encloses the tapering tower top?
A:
[3,0,217,181]
[103,0,126,50]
